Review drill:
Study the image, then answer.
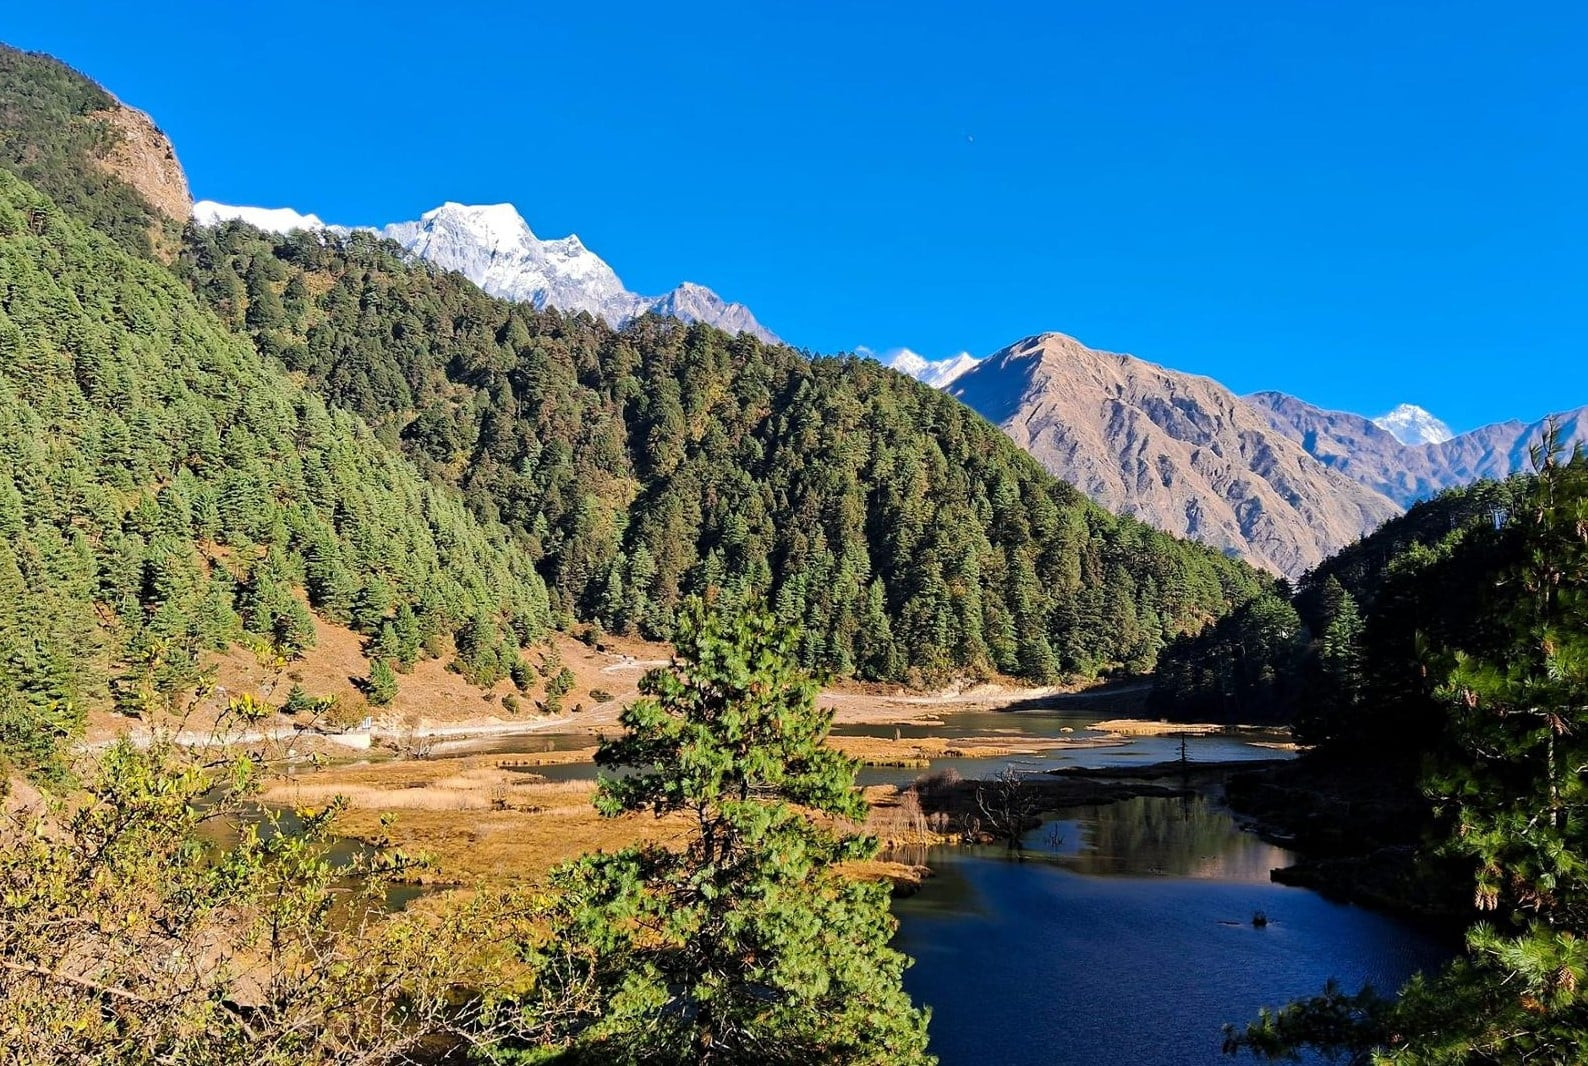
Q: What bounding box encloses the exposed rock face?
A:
[1247,392,1588,507]
[88,103,190,223]
[949,333,1402,577]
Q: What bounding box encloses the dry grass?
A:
[1092,718,1292,739]
[264,741,968,886]
[334,803,690,885]
[265,751,684,884]
[827,734,1044,766]
[837,859,933,895]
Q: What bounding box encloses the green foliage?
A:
[505,599,932,1065]
[364,657,398,707]
[1150,591,1307,723]
[0,169,548,774]
[177,222,1266,684]
[1227,435,1588,1062]
[1153,477,1530,738]
[279,683,314,715]
[0,44,173,258]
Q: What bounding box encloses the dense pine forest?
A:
[175,220,1267,683]
[1150,474,1532,736]
[0,171,550,776]
[0,41,1275,788]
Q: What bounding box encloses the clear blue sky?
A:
[8,1,1585,430]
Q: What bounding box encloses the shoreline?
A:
[82,675,1163,755]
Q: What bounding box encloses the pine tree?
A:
[514,598,932,1065]
[365,658,398,707]
[1228,433,1588,1062]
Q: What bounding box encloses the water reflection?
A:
[893,796,1454,1066]
[1032,795,1295,882]
[463,709,1291,789]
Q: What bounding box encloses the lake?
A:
[892,794,1453,1066]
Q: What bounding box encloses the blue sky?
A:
[8,1,1584,431]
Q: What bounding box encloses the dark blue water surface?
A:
[893,797,1455,1066]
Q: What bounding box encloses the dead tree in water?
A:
[975,766,1044,851]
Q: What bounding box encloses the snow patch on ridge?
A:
[192,200,330,233]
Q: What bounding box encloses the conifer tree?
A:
[365,658,398,707]
[514,598,932,1065]
[1228,432,1588,1062]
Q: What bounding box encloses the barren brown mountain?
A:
[949,333,1402,577]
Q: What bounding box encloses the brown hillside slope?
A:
[950,333,1402,577]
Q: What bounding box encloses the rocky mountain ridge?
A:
[1247,391,1588,507]
[948,333,1403,577]
[192,199,779,343]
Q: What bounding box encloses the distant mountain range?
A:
[856,347,983,389]
[1247,391,1588,509]
[188,206,1583,579]
[192,199,779,343]
[947,334,1401,576]
[941,332,1586,576]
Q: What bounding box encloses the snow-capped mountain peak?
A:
[858,346,982,389]
[379,203,638,320]
[647,282,774,341]
[191,200,778,342]
[1372,404,1454,446]
[414,202,535,250]
[192,200,329,233]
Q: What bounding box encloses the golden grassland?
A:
[260,743,960,890]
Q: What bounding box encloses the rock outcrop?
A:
[89,103,190,223]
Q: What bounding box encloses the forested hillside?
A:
[0,46,179,257]
[0,171,548,775]
[178,221,1268,683]
[1225,439,1588,1062]
[0,42,1276,689]
[1150,473,1533,735]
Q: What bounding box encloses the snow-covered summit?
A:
[378,202,644,325]
[192,200,331,233]
[191,200,779,343]
[1373,404,1454,446]
[649,282,772,341]
[858,346,982,389]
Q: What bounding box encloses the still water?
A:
[835,709,1289,788]
[893,796,1453,1066]
[463,709,1287,786]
